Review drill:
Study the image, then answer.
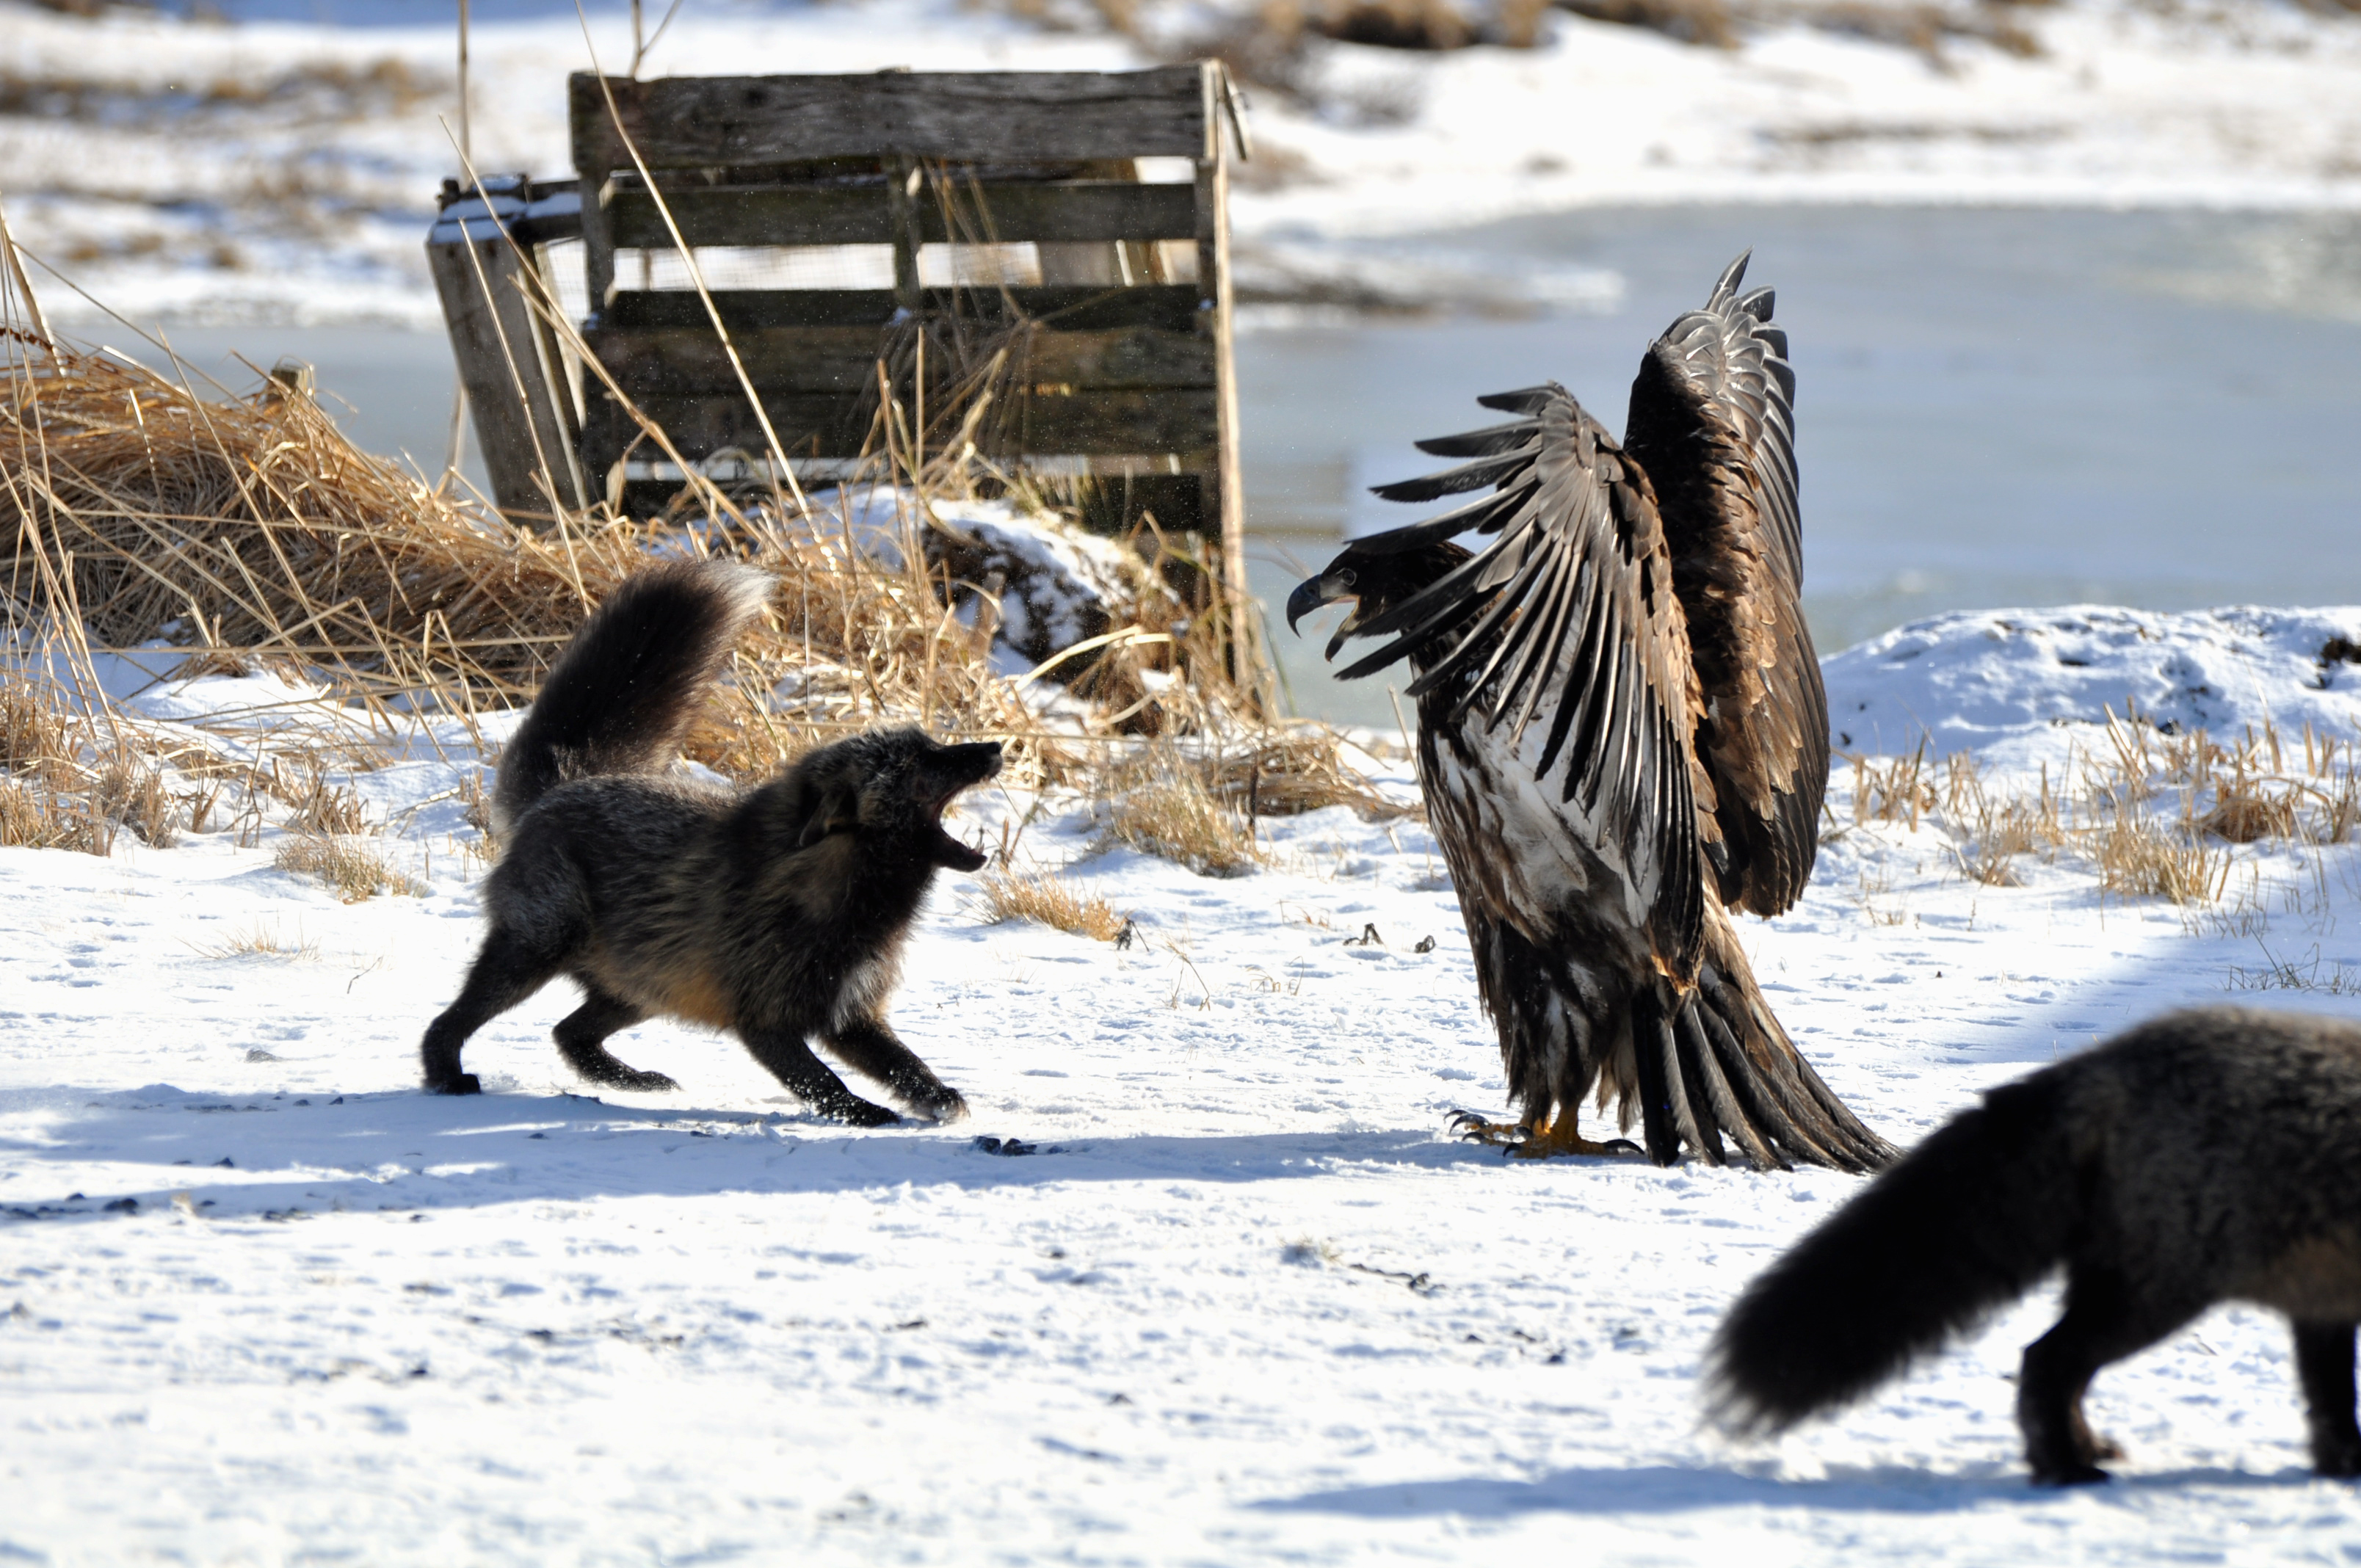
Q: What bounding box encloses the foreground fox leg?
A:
[1450,1106,1640,1158]
[2294,1321,2361,1477]
[740,1026,900,1127]
[421,928,561,1095]
[552,987,673,1092]
[2020,1270,2202,1484]
[822,1015,967,1122]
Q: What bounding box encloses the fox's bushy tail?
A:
[1704,1072,2078,1434]
[491,559,772,835]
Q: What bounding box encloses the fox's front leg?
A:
[822,1015,968,1123]
[421,927,561,1095]
[739,1025,899,1127]
[2293,1321,2361,1477]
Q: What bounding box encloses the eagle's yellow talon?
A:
[1449,1112,1526,1147]
[1449,1109,1640,1159]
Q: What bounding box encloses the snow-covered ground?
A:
[7,605,2361,1561]
[0,0,2358,326]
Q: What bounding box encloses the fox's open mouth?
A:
[926,741,1004,871]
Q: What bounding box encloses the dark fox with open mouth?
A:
[420,559,1002,1125]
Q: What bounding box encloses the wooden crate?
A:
[567,64,1247,571]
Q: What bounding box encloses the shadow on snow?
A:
[1250,1460,2326,1517]
[0,1081,1626,1223]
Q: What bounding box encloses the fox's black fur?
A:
[422,559,1003,1124]
[1708,1006,2361,1484]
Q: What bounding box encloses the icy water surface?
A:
[120,205,2361,727]
[1246,203,2361,724]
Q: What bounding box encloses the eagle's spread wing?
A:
[1622,252,1826,918]
[1335,385,1711,979]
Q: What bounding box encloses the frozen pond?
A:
[109,203,2361,727]
[1243,203,2361,724]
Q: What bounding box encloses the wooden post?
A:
[428,222,590,518]
[1194,63,1255,700]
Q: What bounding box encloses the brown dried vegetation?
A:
[1840,704,2361,912]
[0,270,1375,883]
[977,870,1131,940]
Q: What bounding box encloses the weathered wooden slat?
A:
[599,285,1205,334]
[582,387,1219,469]
[610,187,892,249]
[570,68,1212,173]
[1198,125,1247,655]
[427,233,589,516]
[609,471,1208,532]
[604,180,1201,250]
[583,324,1216,398]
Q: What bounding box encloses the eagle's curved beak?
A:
[1285,566,1356,637]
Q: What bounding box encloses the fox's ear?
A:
[796,785,857,850]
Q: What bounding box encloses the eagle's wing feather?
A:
[1622,251,1827,918]
[1332,385,1711,979]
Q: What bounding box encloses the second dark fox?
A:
[421,559,1001,1125]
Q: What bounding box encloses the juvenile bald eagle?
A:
[1289,254,1892,1172]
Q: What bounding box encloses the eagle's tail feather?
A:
[1636,912,1896,1174]
[1678,1003,1782,1171]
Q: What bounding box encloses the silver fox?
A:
[1709,1006,2361,1484]
[420,559,1001,1122]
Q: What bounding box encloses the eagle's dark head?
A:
[1285,540,1473,663]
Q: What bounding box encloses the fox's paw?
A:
[425,1072,482,1096]
[2313,1436,2361,1478]
[909,1086,969,1125]
[835,1097,902,1128]
[609,1069,680,1093]
[2030,1462,2111,1487]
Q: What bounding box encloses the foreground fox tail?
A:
[1705,1072,2078,1434]
[491,559,772,835]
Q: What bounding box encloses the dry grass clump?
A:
[262,757,371,838]
[90,757,175,847]
[1197,728,1416,821]
[977,870,1130,940]
[1843,705,2361,915]
[273,833,423,903]
[1557,0,1737,46]
[1,334,651,705]
[0,56,446,126]
[1,676,70,774]
[1770,0,2041,62]
[1102,748,1265,876]
[0,668,170,852]
[1848,739,1934,830]
[2225,942,2360,996]
[188,921,320,962]
[0,777,106,852]
[2200,777,2299,845]
[1937,752,2061,888]
[2094,813,2227,907]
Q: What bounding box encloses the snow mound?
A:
[926,498,1171,670]
[1821,605,2361,766]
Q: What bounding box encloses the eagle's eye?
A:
[1337,569,1357,589]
